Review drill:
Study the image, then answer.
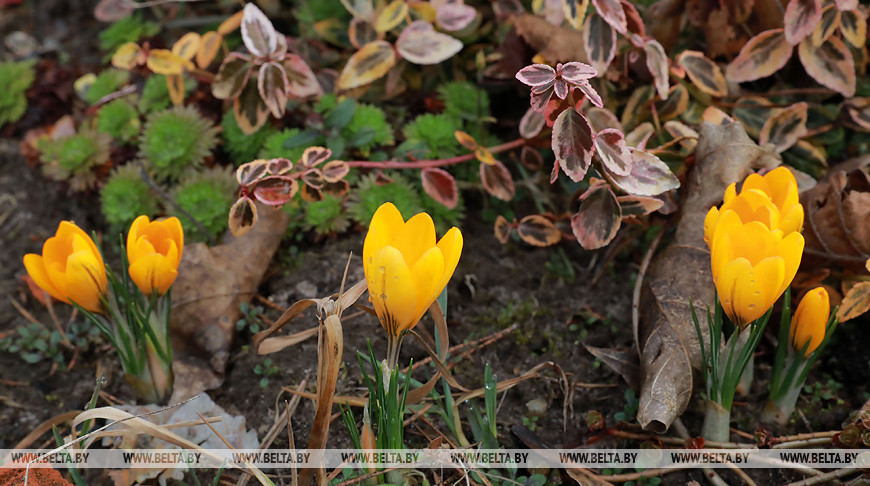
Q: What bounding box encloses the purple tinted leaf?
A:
[530,85,555,112]
[267,158,293,175]
[592,0,627,33]
[283,54,322,98]
[552,108,594,182]
[520,107,546,138]
[554,78,569,99]
[608,149,680,196]
[577,80,604,107]
[241,3,278,58]
[396,21,463,65]
[594,128,632,176]
[559,61,598,82]
[583,15,617,74]
[437,3,477,31]
[421,168,459,208]
[784,0,822,45]
[516,63,557,86]
[643,39,670,100]
[572,183,622,249]
[480,159,515,201]
[321,160,350,182]
[258,62,289,118]
[618,195,664,217]
[254,176,299,206]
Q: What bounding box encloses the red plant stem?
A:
[344,138,528,169]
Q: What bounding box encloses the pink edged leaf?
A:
[834,0,857,9]
[841,98,870,132]
[94,0,133,22]
[519,107,546,138]
[258,62,290,118]
[559,61,598,82]
[620,0,646,38]
[663,120,699,151]
[608,149,680,196]
[241,3,278,58]
[337,40,396,90]
[798,36,855,97]
[253,176,299,206]
[437,3,478,32]
[480,159,516,201]
[396,21,463,65]
[228,196,259,237]
[583,14,617,75]
[561,0,590,30]
[321,160,350,183]
[267,158,293,175]
[283,54,322,98]
[726,29,793,82]
[530,85,556,112]
[234,80,270,134]
[586,107,622,132]
[554,78,569,99]
[677,50,728,97]
[618,195,664,217]
[577,81,604,108]
[520,146,544,170]
[341,0,375,20]
[552,108,594,182]
[301,146,332,167]
[784,0,822,45]
[643,39,670,100]
[625,122,654,149]
[653,84,689,122]
[212,54,252,100]
[591,0,628,33]
[839,9,866,48]
[516,64,557,86]
[594,128,632,176]
[759,101,808,152]
[236,160,270,186]
[421,168,459,209]
[571,183,622,249]
[494,215,512,244]
[517,215,562,247]
[811,4,839,45]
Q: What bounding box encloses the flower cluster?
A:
[704,167,805,328]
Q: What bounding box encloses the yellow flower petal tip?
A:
[791,287,830,357]
[23,221,107,313]
[127,216,185,296]
[363,202,463,337]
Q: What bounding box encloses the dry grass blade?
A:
[13,411,82,449]
[257,326,319,355]
[280,388,368,408]
[406,301,459,403]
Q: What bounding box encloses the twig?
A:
[136,161,217,246]
[345,138,527,169]
[633,229,664,356]
[725,460,757,486]
[783,467,860,486]
[332,467,401,486]
[601,465,691,483]
[771,437,833,449]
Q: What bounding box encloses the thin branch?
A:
[344,139,528,169]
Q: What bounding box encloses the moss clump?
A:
[84,69,130,105]
[140,106,219,181]
[138,74,194,114]
[39,129,111,191]
[347,173,423,226]
[259,128,315,162]
[0,60,35,128]
[100,164,160,227]
[170,166,236,242]
[399,113,462,159]
[222,110,276,163]
[304,194,349,235]
[99,13,159,54]
[97,98,140,143]
[438,81,490,121]
[344,103,394,153]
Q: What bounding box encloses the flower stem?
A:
[702,400,731,442]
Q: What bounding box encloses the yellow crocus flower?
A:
[711,212,804,328]
[704,166,804,246]
[23,221,107,313]
[127,215,184,296]
[363,202,463,338]
[790,287,830,357]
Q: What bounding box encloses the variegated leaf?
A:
[643,39,669,100]
[594,128,632,176]
[784,0,823,45]
[759,102,808,153]
[376,0,409,32]
[480,159,515,200]
[258,62,289,118]
[552,108,594,182]
[561,0,590,30]
[212,54,252,100]
[839,9,867,48]
[572,183,621,249]
[591,0,627,33]
[234,80,269,134]
[337,40,397,90]
[437,3,477,32]
[608,150,680,196]
[241,3,278,58]
[421,168,458,209]
[283,54,322,98]
[677,50,727,97]
[583,14,617,74]
[798,35,856,97]
[396,21,463,65]
[726,29,793,82]
[517,215,562,247]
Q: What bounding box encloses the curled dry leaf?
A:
[511,14,589,64]
[726,29,793,82]
[517,215,562,247]
[838,281,870,323]
[759,101,808,153]
[798,35,856,97]
[801,156,870,270]
[571,183,622,249]
[637,121,780,433]
[677,50,727,97]
[421,168,459,209]
[171,203,290,398]
[583,344,640,390]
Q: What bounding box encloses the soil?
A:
[1,2,869,486]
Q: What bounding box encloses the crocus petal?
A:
[129,253,177,296]
[791,287,829,356]
[363,203,404,269]
[390,212,436,268]
[409,246,445,328]
[164,217,184,260]
[743,167,799,211]
[780,204,804,236]
[368,246,417,337]
[131,238,157,264]
[775,231,805,297]
[703,207,720,247]
[127,215,150,261]
[723,183,737,204]
[23,253,66,302]
[717,256,784,326]
[65,250,107,312]
[436,227,463,292]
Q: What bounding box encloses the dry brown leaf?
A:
[801,156,870,271]
[636,121,779,433]
[511,14,590,63]
[169,204,290,403]
[583,344,640,390]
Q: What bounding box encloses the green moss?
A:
[39,130,111,191]
[99,13,159,54]
[259,128,317,162]
[438,81,490,121]
[222,110,277,162]
[97,98,140,143]
[140,106,219,181]
[138,74,194,114]
[101,164,160,227]
[304,194,348,235]
[399,113,462,159]
[85,69,130,105]
[170,166,236,242]
[344,103,394,153]
[0,60,35,128]
[347,173,422,226]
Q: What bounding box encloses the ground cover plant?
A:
[1,0,870,485]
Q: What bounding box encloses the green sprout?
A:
[0,60,35,128]
[39,129,112,191]
[140,106,219,181]
[96,98,140,143]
